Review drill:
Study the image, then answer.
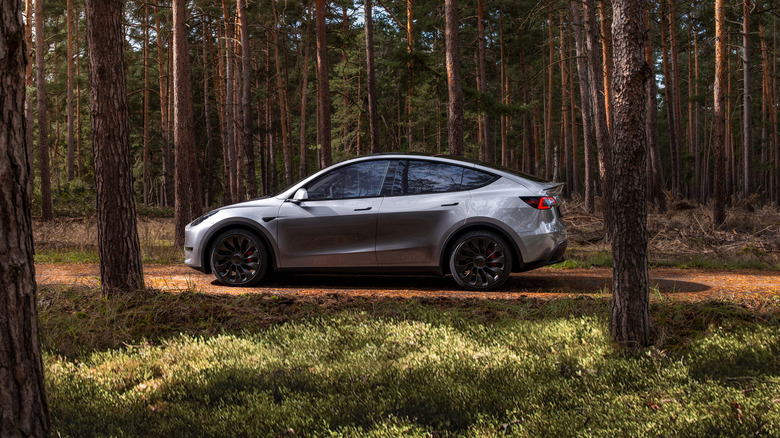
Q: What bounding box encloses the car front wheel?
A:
[449,230,513,291]
[210,229,268,286]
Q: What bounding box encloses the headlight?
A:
[189,209,219,227]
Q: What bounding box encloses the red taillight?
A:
[521,196,557,210]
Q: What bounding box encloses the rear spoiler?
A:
[541,182,565,197]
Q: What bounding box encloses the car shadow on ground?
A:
[208,271,711,295]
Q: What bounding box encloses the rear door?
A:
[375,160,472,267]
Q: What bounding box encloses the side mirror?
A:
[290,188,308,204]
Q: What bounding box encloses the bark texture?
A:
[445,0,464,157]
[85,0,145,295]
[172,0,201,246]
[315,0,332,168]
[713,0,726,226]
[0,1,50,433]
[570,0,595,212]
[609,0,650,350]
[364,0,380,154]
[238,0,256,198]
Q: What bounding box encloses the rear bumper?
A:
[520,239,567,271]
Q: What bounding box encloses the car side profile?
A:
[184,154,567,291]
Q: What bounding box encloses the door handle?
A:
[441,202,459,207]
[354,206,372,211]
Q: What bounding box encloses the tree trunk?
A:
[203,17,214,207]
[238,0,257,198]
[560,11,572,193]
[521,49,534,173]
[598,0,613,131]
[271,0,293,185]
[364,0,380,154]
[222,0,238,200]
[315,0,332,168]
[34,0,52,221]
[173,0,201,246]
[142,4,150,205]
[477,0,491,162]
[156,9,174,208]
[668,0,683,195]
[609,0,650,350]
[25,0,35,200]
[742,0,752,198]
[67,0,75,181]
[545,7,554,178]
[445,0,464,157]
[0,2,50,433]
[570,0,595,212]
[693,1,702,200]
[644,4,666,212]
[713,0,726,226]
[583,0,612,226]
[500,8,509,167]
[85,0,145,294]
[659,0,679,197]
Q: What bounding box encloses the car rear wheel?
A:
[210,229,268,286]
[449,230,513,291]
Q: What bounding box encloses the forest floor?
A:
[33,201,780,437]
[34,263,780,303]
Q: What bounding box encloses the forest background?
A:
[26,0,780,222]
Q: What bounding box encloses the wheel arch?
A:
[440,222,524,274]
[200,219,277,274]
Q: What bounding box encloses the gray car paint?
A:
[184,154,567,280]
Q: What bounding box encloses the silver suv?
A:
[184,154,567,291]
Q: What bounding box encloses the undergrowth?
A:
[40,286,780,437]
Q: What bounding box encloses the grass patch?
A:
[41,287,780,437]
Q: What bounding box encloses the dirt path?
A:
[35,263,780,302]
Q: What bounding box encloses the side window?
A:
[461,168,497,189]
[307,160,390,200]
[391,160,465,195]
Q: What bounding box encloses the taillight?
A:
[520,196,557,210]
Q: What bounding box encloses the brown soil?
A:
[35,263,780,302]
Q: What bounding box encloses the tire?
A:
[210,229,269,286]
[449,230,513,291]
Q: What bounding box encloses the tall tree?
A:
[85,0,145,294]
[570,0,595,212]
[545,8,553,178]
[741,0,752,197]
[0,0,50,432]
[477,0,492,162]
[300,6,312,178]
[238,0,257,197]
[272,0,293,185]
[315,0,332,168]
[645,3,666,212]
[598,0,613,130]
[203,17,215,206]
[173,0,202,245]
[659,0,680,196]
[34,0,52,221]
[713,0,726,225]
[445,0,464,156]
[609,0,650,350]
[222,0,238,200]
[25,0,34,200]
[583,0,612,226]
[142,4,150,204]
[364,0,380,154]
[67,0,75,181]
[156,7,174,207]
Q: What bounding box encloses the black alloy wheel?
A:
[449,230,513,291]
[210,229,268,286]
